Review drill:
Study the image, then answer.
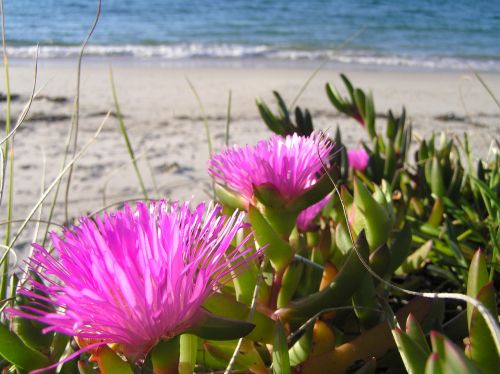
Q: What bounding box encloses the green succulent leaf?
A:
[0,322,49,371]
[369,244,391,279]
[249,205,294,272]
[277,260,304,308]
[187,308,255,340]
[406,313,431,355]
[204,340,267,372]
[393,328,428,374]
[276,230,369,324]
[396,240,432,275]
[326,83,348,113]
[353,178,391,250]
[430,331,481,374]
[468,282,499,374]
[388,222,413,273]
[430,157,445,198]
[290,172,334,212]
[273,321,291,374]
[427,197,444,227]
[254,183,287,208]
[256,97,285,136]
[467,249,489,327]
[352,274,379,330]
[424,352,443,374]
[294,249,324,298]
[203,293,275,343]
[97,345,134,374]
[288,325,313,367]
[214,184,248,211]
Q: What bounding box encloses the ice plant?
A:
[7,201,260,363]
[347,147,369,171]
[208,132,334,207]
[296,194,331,232]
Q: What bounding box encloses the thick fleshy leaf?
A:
[277,231,369,324]
[301,297,432,373]
[352,275,379,330]
[335,220,354,255]
[430,331,481,374]
[254,183,288,208]
[277,260,304,308]
[204,339,267,372]
[290,172,335,213]
[393,328,427,374]
[396,239,432,275]
[294,249,323,298]
[96,345,134,374]
[249,205,294,272]
[369,244,391,279]
[203,293,275,343]
[0,322,49,371]
[406,314,430,355]
[466,249,489,327]
[232,261,262,305]
[389,222,411,274]
[427,197,444,226]
[430,157,445,198]
[273,321,291,374]
[187,308,255,340]
[256,97,286,136]
[51,333,70,364]
[288,325,313,367]
[468,282,499,374]
[353,178,391,249]
[424,353,442,374]
[260,204,299,238]
[214,184,248,211]
[12,313,53,355]
[326,83,349,113]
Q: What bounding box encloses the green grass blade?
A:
[63,0,102,224]
[109,66,149,200]
[225,90,232,146]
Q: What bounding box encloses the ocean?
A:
[2,0,500,71]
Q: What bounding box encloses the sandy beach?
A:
[1,61,499,251]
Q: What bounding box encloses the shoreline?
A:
[8,55,500,74]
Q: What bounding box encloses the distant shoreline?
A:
[7,55,500,74]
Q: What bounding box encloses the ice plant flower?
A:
[208,132,334,207]
[347,147,369,171]
[8,201,260,363]
[296,193,332,232]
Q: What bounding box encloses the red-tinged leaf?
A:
[393,328,427,374]
[469,282,499,374]
[430,331,481,374]
[424,352,442,374]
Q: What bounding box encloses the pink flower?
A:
[347,147,369,171]
[208,133,333,206]
[8,201,259,361]
[296,194,331,232]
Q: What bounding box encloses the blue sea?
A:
[3,0,500,71]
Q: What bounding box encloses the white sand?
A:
[1,61,499,252]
